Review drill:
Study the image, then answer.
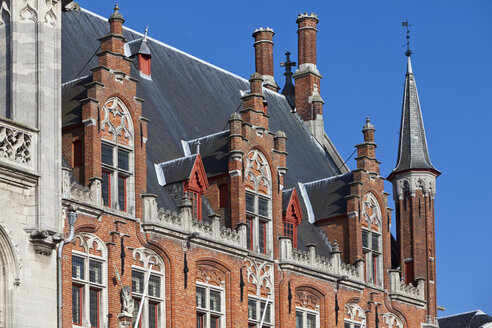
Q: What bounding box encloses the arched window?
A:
[295,288,321,328]
[244,150,272,255]
[100,97,134,213]
[132,248,165,328]
[0,224,19,328]
[361,193,383,287]
[382,313,403,328]
[71,233,108,328]
[344,303,366,328]
[195,262,227,328]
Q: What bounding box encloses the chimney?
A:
[252,27,279,92]
[293,13,323,123]
[138,27,152,77]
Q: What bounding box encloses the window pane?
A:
[132,270,144,294]
[246,193,255,213]
[246,217,253,250]
[260,301,271,323]
[102,144,113,166]
[211,315,220,328]
[296,311,303,328]
[118,148,129,171]
[307,314,316,328]
[148,275,161,298]
[118,175,126,211]
[102,171,110,207]
[72,285,82,324]
[259,221,266,254]
[89,260,102,284]
[196,313,204,328]
[258,197,268,217]
[210,290,221,312]
[354,324,361,328]
[149,302,158,328]
[133,298,141,328]
[344,322,351,328]
[90,289,99,328]
[72,256,85,280]
[362,230,369,249]
[248,299,257,320]
[196,286,206,309]
[372,233,379,252]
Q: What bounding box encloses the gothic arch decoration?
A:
[101,97,134,147]
[345,303,366,327]
[0,0,10,25]
[73,233,107,258]
[244,149,271,196]
[295,287,321,311]
[0,224,21,328]
[245,257,273,296]
[132,247,165,273]
[19,1,37,22]
[196,261,227,287]
[361,192,382,231]
[382,313,403,328]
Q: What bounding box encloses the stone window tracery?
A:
[100,97,134,213]
[244,149,272,255]
[132,248,165,328]
[361,192,383,287]
[344,303,366,328]
[196,263,226,328]
[382,313,403,328]
[295,289,320,328]
[71,233,108,328]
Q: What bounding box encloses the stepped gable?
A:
[61,9,343,208]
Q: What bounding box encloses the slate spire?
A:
[390,55,438,176]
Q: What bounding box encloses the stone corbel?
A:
[28,229,63,255]
[61,0,80,12]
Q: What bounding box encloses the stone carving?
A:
[383,313,403,328]
[361,193,382,229]
[345,303,366,327]
[133,247,164,271]
[120,286,135,317]
[73,233,107,258]
[244,149,271,196]
[388,270,425,305]
[19,2,37,22]
[295,289,319,310]
[0,123,33,167]
[0,0,11,26]
[70,182,95,203]
[196,264,224,286]
[101,97,134,146]
[156,208,182,226]
[44,7,56,26]
[245,257,274,296]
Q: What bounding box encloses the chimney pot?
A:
[252,27,279,92]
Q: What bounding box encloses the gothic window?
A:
[72,233,108,328]
[100,97,134,213]
[361,193,383,287]
[382,313,403,328]
[132,248,165,328]
[283,189,302,248]
[295,289,321,328]
[244,150,272,255]
[344,303,365,328]
[247,297,273,327]
[195,262,228,328]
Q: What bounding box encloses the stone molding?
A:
[392,171,437,200]
[388,270,426,307]
[0,119,36,171]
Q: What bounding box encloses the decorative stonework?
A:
[196,264,225,287]
[244,149,271,196]
[101,97,134,147]
[0,121,34,169]
[345,303,366,327]
[245,257,274,296]
[383,313,403,328]
[0,0,10,26]
[392,171,436,199]
[388,270,425,306]
[295,289,319,310]
[133,247,164,272]
[19,1,37,22]
[73,233,107,258]
[361,193,382,230]
[62,168,102,207]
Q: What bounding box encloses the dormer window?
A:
[100,97,134,213]
[181,155,209,221]
[244,150,272,255]
[282,189,303,248]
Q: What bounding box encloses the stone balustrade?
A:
[62,167,102,208]
[388,270,426,306]
[279,237,364,284]
[142,194,244,249]
[0,118,37,171]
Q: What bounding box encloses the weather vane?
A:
[402,20,412,57]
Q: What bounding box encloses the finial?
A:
[402,20,412,57]
[308,84,324,104]
[363,117,375,131]
[280,51,297,76]
[144,26,149,40]
[109,3,124,21]
[196,139,201,154]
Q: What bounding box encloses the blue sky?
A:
[77,0,492,315]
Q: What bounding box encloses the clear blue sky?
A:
[77,0,492,316]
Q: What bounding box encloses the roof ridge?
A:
[438,310,482,319]
[61,74,90,87]
[302,172,352,187]
[80,7,288,101]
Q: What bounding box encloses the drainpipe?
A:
[57,206,78,328]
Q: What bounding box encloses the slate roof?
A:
[391,56,437,175]
[61,8,350,249]
[439,310,492,328]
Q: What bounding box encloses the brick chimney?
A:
[293,13,323,122]
[252,27,279,92]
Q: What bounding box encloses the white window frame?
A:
[344,303,366,328]
[71,234,107,328]
[196,282,225,328]
[131,266,164,328]
[247,296,273,327]
[361,193,383,287]
[295,306,320,328]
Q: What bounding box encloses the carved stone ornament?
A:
[120,286,135,317]
[73,233,107,258]
[345,303,366,327]
[245,257,273,296]
[361,193,382,230]
[295,290,319,310]
[0,122,33,168]
[133,247,164,272]
[101,97,134,146]
[382,313,403,328]
[196,264,224,287]
[19,1,37,22]
[244,149,271,196]
[29,229,62,256]
[0,0,11,26]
